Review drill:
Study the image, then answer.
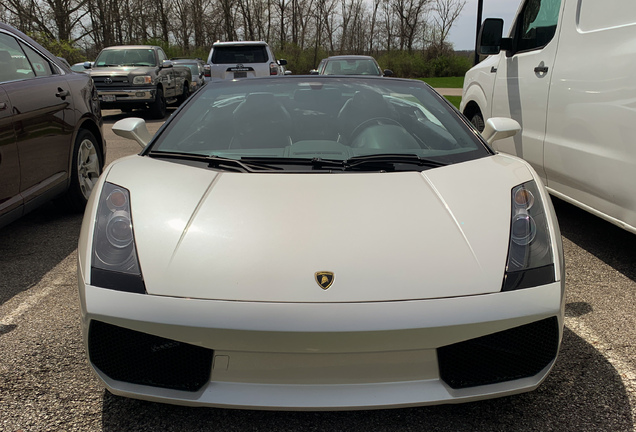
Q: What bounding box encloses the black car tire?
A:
[62,129,103,212]
[150,88,167,119]
[470,112,485,133]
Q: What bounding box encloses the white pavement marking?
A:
[0,254,75,326]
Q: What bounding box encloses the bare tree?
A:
[391,0,430,52]
[431,0,465,51]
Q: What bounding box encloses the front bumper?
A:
[79,276,564,410]
[96,88,156,106]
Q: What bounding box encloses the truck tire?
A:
[150,88,167,119]
[469,111,485,133]
[178,83,190,104]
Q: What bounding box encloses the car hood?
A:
[89,66,154,76]
[102,154,534,302]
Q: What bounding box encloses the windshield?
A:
[324,59,382,75]
[94,49,156,67]
[149,77,490,170]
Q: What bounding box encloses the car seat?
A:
[0,50,19,82]
[337,89,397,143]
[232,93,293,148]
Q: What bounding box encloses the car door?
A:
[543,0,636,230]
[0,85,20,218]
[489,0,564,181]
[2,34,75,202]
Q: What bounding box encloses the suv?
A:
[0,22,105,229]
[204,41,287,81]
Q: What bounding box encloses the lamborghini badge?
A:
[315,271,335,290]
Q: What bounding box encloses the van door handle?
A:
[534,66,549,74]
[0,102,6,110]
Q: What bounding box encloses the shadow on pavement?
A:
[553,197,636,283]
[0,203,82,306]
[100,327,633,431]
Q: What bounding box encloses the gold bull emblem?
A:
[315,271,335,290]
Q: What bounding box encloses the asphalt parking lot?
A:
[0,109,634,431]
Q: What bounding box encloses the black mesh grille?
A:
[88,321,213,392]
[438,317,559,389]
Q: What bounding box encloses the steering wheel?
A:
[349,117,404,143]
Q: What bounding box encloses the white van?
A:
[461,0,636,234]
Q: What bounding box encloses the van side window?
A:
[515,0,561,52]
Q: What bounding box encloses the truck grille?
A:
[93,75,130,87]
[88,320,213,392]
[438,317,559,389]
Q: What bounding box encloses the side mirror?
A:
[161,60,173,68]
[112,117,152,148]
[383,69,393,77]
[278,59,288,66]
[481,117,521,145]
[83,61,92,69]
[309,70,319,75]
[284,70,292,75]
[478,18,512,55]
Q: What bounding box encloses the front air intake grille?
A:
[88,321,213,392]
[438,317,559,389]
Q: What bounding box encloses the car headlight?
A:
[133,75,152,85]
[502,181,555,291]
[91,182,146,294]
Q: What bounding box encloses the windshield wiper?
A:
[343,154,447,171]
[147,151,283,173]
[239,156,345,171]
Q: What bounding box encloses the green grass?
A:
[444,96,462,109]
[418,76,464,89]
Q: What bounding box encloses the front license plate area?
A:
[233,71,247,79]
[102,95,116,102]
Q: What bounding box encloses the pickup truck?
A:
[86,45,192,119]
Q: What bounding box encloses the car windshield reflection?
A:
[150,77,488,170]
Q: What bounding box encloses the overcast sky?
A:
[447,0,520,50]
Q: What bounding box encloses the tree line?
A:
[0,0,472,77]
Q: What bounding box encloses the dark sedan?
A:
[310,55,393,77]
[0,22,106,229]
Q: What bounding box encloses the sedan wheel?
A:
[77,134,101,200]
[62,129,102,211]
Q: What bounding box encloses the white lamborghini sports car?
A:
[77,76,564,410]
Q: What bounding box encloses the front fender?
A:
[460,56,500,118]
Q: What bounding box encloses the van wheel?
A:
[470,112,485,132]
[62,130,102,212]
[150,88,166,119]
